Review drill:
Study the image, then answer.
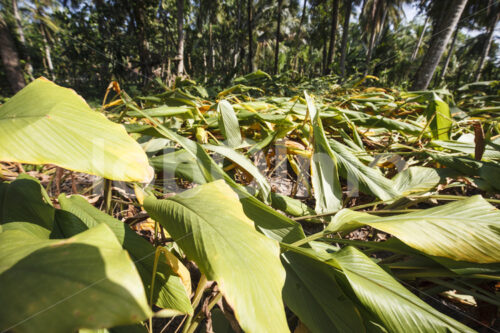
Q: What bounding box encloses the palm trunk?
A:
[274,0,283,75]
[411,0,468,90]
[364,23,377,76]
[12,0,33,79]
[296,0,307,42]
[208,23,215,72]
[322,36,328,74]
[410,16,429,62]
[132,4,151,81]
[176,0,185,76]
[339,0,352,78]
[474,14,498,82]
[0,16,25,93]
[234,0,243,69]
[247,0,255,72]
[438,23,459,84]
[324,0,339,75]
[40,24,55,81]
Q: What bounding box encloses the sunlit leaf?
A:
[0,78,153,182]
[144,181,289,333]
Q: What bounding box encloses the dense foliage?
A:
[1,0,500,332]
[0,0,499,98]
[1,74,500,332]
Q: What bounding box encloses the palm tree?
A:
[437,23,460,84]
[324,0,339,75]
[361,0,404,76]
[339,0,352,78]
[247,0,255,72]
[412,0,468,90]
[177,0,185,75]
[11,0,33,79]
[410,16,429,62]
[274,0,283,74]
[0,15,25,92]
[473,0,499,81]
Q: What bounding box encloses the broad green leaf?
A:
[332,196,500,263]
[391,166,449,195]
[338,109,425,136]
[126,105,193,118]
[431,140,500,160]
[204,143,271,202]
[0,78,153,182]
[0,224,151,332]
[144,181,289,333]
[427,153,500,192]
[306,92,342,213]
[270,192,316,217]
[217,100,242,147]
[0,175,54,229]
[426,93,452,141]
[150,149,208,185]
[57,194,192,314]
[282,251,365,332]
[325,208,372,233]
[135,109,305,243]
[328,139,399,200]
[1,221,51,238]
[331,247,474,333]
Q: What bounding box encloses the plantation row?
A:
[0,74,499,332]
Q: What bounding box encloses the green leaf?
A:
[150,149,208,185]
[332,196,500,263]
[126,105,193,118]
[426,93,452,141]
[331,247,474,332]
[306,92,342,213]
[282,251,365,332]
[431,140,500,161]
[0,78,153,182]
[0,224,151,332]
[328,139,399,200]
[204,143,271,202]
[270,192,316,217]
[0,176,54,229]
[391,166,449,195]
[144,181,289,333]
[57,194,192,314]
[217,100,242,147]
[135,109,305,243]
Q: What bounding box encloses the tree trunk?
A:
[297,0,307,41]
[12,0,33,79]
[411,0,468,90]
[364,22,377,76]
[40,24,55,81]
[438,23,459,84]
[324,0,339,75]
[132,3,151,81]
[474,13,498,82]
[410,16,429,62]
[176,0,185,76]
[274,0,283,75]
[0,16,25,93]
[247,0,255,72]
[339,0,352,78]
[322,36,328,74]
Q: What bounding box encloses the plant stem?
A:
[182,274,208,333]
[409,194,500,205]
[185,292,223,333]
[103,178,112,214]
